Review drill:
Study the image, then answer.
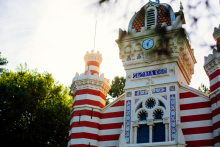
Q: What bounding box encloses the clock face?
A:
[142,39,154,49]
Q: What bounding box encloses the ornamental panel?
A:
[125,100,131,144]
[170,94,176,141]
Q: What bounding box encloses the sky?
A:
[0,0,220,90]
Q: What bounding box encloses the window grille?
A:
[138,111,148,121]
[153,109,163,119]
[137,125,149,143]
[153,123,165,142]
[147,9,155,29]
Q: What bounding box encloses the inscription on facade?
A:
[133,68,167,79]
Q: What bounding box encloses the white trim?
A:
[101,93,125,113]
[128,12,139,33]
[179,82,209,100]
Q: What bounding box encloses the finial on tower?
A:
[180,2,184,11]
[93,21,97,51]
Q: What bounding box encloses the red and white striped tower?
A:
[84,50,102,75]
[68,50,110,147]
[214,25,220,52]
[204,24,220,146]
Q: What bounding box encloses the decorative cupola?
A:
[213,24,220,52]
[128,0,176,32]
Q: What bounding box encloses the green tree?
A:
[105,99,110,106]
[0,52,8,74]
[0,64,72,147]
[198,83,210,94]
[108,76,126,98]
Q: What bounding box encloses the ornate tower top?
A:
[84,50,102,64]
[84,50,102,75]
[213,24,220,51]
[116,1,195,85]
[71,50,110,109]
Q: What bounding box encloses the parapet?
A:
[71,70,110,95]
[204,49,220,75]
[213,24,220,41]
[84,50,103,64]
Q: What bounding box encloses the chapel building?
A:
[68,0,220,147]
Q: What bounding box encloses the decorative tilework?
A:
[131,11,144,32]
[135,90,147,96]
[135,99,140,104]
[170,94,176,141]
[133,68,167,79]
[157,5,171,27]
[153,87,166,94]
[125,100,131,144]
[126,92,132,97]
[127,56,131,61]
[137,53,141,59]
[162,95,167,100]
[131,5,171,32]
[170,86,175,91]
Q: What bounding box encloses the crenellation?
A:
[71,70,110,95]
[213,24,220,41]
[84,50,103,64]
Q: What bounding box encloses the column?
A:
[165,124,169,141]
[133,127,138,144]
[163,118,169,141]
[149,125,153,143]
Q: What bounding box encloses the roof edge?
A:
[179,83,210,100]
[101,93,125,113]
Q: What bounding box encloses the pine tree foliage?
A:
[108,76,126,98]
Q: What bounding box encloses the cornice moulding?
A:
[71,71,110,95]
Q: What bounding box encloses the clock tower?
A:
[116,1,197,146]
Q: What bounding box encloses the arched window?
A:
[153,123,165,142]
[146,9,155,29]
[138,110,147,121]
[137,125,149,143]
[153,109,163,119]
[145,98,156,109]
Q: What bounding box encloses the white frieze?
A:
[71,71,110,95]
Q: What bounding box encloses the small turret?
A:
[213,24,220,52]
[84,50,102,75]
[68,50,110,147]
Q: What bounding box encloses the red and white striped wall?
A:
[85,61,100,75]
[72,89,106,109]
[208,68,220,146]
[209,69,220,92]
[179,85,214,147]
[99,97,125,147]
[68,94,125,147]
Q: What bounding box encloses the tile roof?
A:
[131,5,171,32]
